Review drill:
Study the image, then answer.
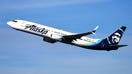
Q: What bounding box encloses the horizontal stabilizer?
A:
[110,45,128,48]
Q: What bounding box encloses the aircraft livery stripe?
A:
[107,37,111,44]
[119,28,124,33]
[80,39,103,46]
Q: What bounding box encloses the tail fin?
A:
[107,26,126,45]
[99,26,127,50]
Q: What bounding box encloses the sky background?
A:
[0,0,132,74]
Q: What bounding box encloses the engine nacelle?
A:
[43,36,57,43]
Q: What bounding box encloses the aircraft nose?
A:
[7,21,15,27]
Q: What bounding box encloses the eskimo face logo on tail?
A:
[112,32,121,43]
[24,24,49,34]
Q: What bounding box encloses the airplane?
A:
[7,20,128,51]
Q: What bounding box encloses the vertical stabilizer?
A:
[99,26,127,50]
[107,26,126,45]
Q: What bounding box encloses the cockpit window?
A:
[13,20,18,22]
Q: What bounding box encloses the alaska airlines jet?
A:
[7,20,127,51]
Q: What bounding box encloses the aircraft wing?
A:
[62,26,99,41]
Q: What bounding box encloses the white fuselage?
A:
[7,20,101,47]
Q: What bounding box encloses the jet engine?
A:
[43,36,57,43]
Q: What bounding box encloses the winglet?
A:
[92,25,99,35]
[94,25,99,31]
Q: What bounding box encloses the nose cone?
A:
[7,21,13,26]
[7,21,16,28]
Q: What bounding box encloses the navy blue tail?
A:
[107,26,126,45]
[99,26,126,50]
